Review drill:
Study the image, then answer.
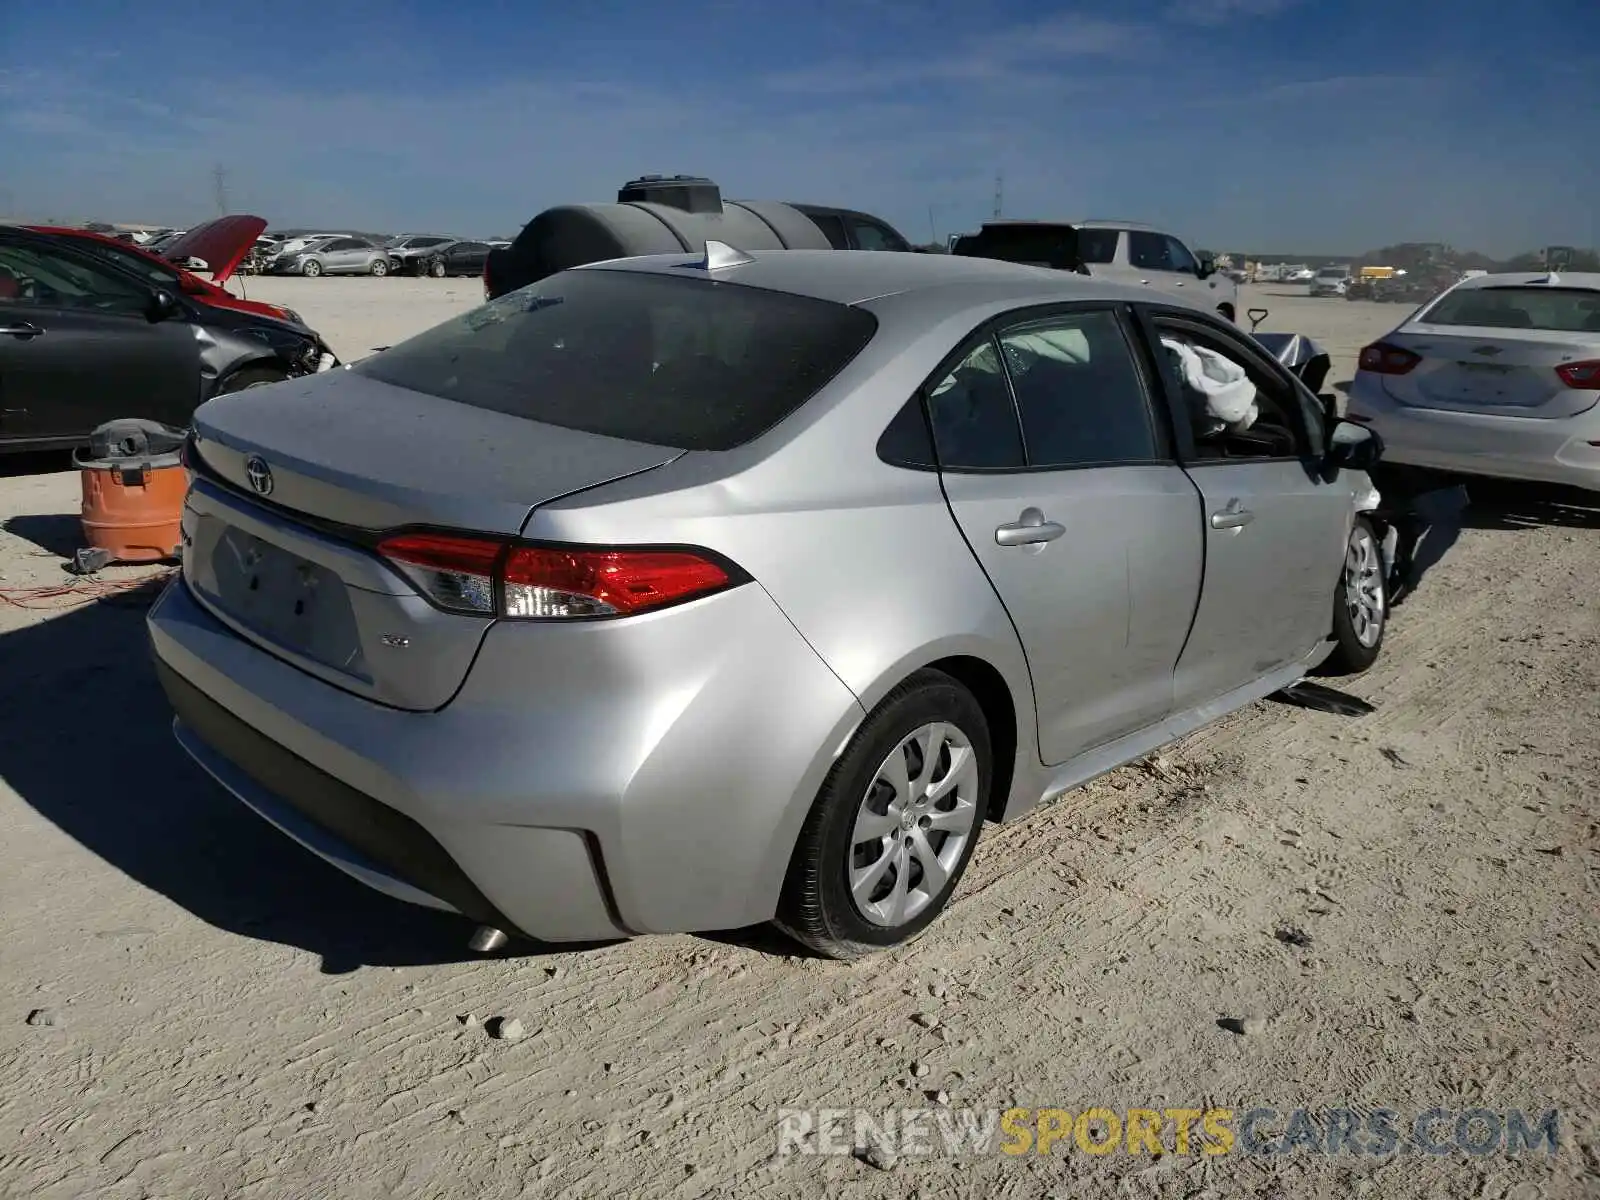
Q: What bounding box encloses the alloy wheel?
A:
[1344,524,1385,648]
[848,722,980,927]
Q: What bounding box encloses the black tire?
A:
[1322,515,1386,674]
[775,669,991,960]
[429,259,446,278]
[302,259,322,278]
[216,366,288,396]
[370,258,388,277]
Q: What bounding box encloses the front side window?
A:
[1155,319,1306,460]
[1164,236,1200,276]
[0,241,152,315]
[1128,231,1175,272]
[996,311,1160,468]
[356,268,878,451]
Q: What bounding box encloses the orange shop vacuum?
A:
[72,419,190,572]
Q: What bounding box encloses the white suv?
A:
[952,219,1239,323]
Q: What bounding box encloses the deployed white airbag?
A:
[1162,336,1259,429]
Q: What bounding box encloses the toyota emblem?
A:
[245,455,274,496]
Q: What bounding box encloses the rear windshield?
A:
[74,239,182,287]
[354,268,879,450]
[952,225,1094,270]
[1420,286,1600,332]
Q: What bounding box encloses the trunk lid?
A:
[185,370,684,710]
[1378,327,1600,419]
[160,215,268,284]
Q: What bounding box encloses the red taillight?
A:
[376,532,735,619]
[1358,342,1422,375]
[1555,359,1600,389]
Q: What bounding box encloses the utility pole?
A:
[992,172,1003,220]
[212,164,231,216]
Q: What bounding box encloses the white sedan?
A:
[1346,271,1600,491]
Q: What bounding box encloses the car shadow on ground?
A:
[0,576,618,973]
[1462,480,1600,532]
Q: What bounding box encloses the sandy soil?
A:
[2,283,1598,1198]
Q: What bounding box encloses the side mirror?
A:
[146,289,181,323]
[1196,252,1216,279]
[1326,417,1383,472]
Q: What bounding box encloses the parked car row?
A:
[247,232,508,279]
[0,217,336,453]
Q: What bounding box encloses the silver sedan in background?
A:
[267,235,391,277]
[1347,271,1600,491]
[148,249,1385,958]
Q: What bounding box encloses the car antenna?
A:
[698,239,754,271]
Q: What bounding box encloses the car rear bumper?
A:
[1349,379,1600,492]
[147,573,864,941]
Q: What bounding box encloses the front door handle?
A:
[0,321,44,339]
[1210,499,1255,530]
[996,508,1066,547]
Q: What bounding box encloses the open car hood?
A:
[158,215,268,284]
[1252,331,1332,394]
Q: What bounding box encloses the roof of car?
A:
[980,218,1165,233]
[584,246,1177,311]
[1449,271,1600,291]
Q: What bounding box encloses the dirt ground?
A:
[1,282,1597,1199]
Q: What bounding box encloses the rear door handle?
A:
[996,508,1066,547]
[0,321,44,339]
[1210,500,1255,530]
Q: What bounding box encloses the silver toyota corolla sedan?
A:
[1347,271,1600,491]
[148,247,1385,958]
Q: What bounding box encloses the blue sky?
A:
[1,0,1594,255]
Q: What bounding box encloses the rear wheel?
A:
[216,366,288,395]
[776,669,990,960]
[1323,516,1386,674]
[302,259,322,278]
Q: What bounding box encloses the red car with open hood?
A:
[25,216,308,328]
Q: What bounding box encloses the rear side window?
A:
[925,340,1025,470]
[1420,286,1600,333]
[808,213,851,250]
[355,269,878,451]
[997,311,1159,467]
[849,217,908,252]
[1078,229,1118,263]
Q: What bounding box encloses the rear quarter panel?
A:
[525,287,1053,817]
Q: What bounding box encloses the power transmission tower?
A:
[212,165,231,215]
[992,172,1003,220]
